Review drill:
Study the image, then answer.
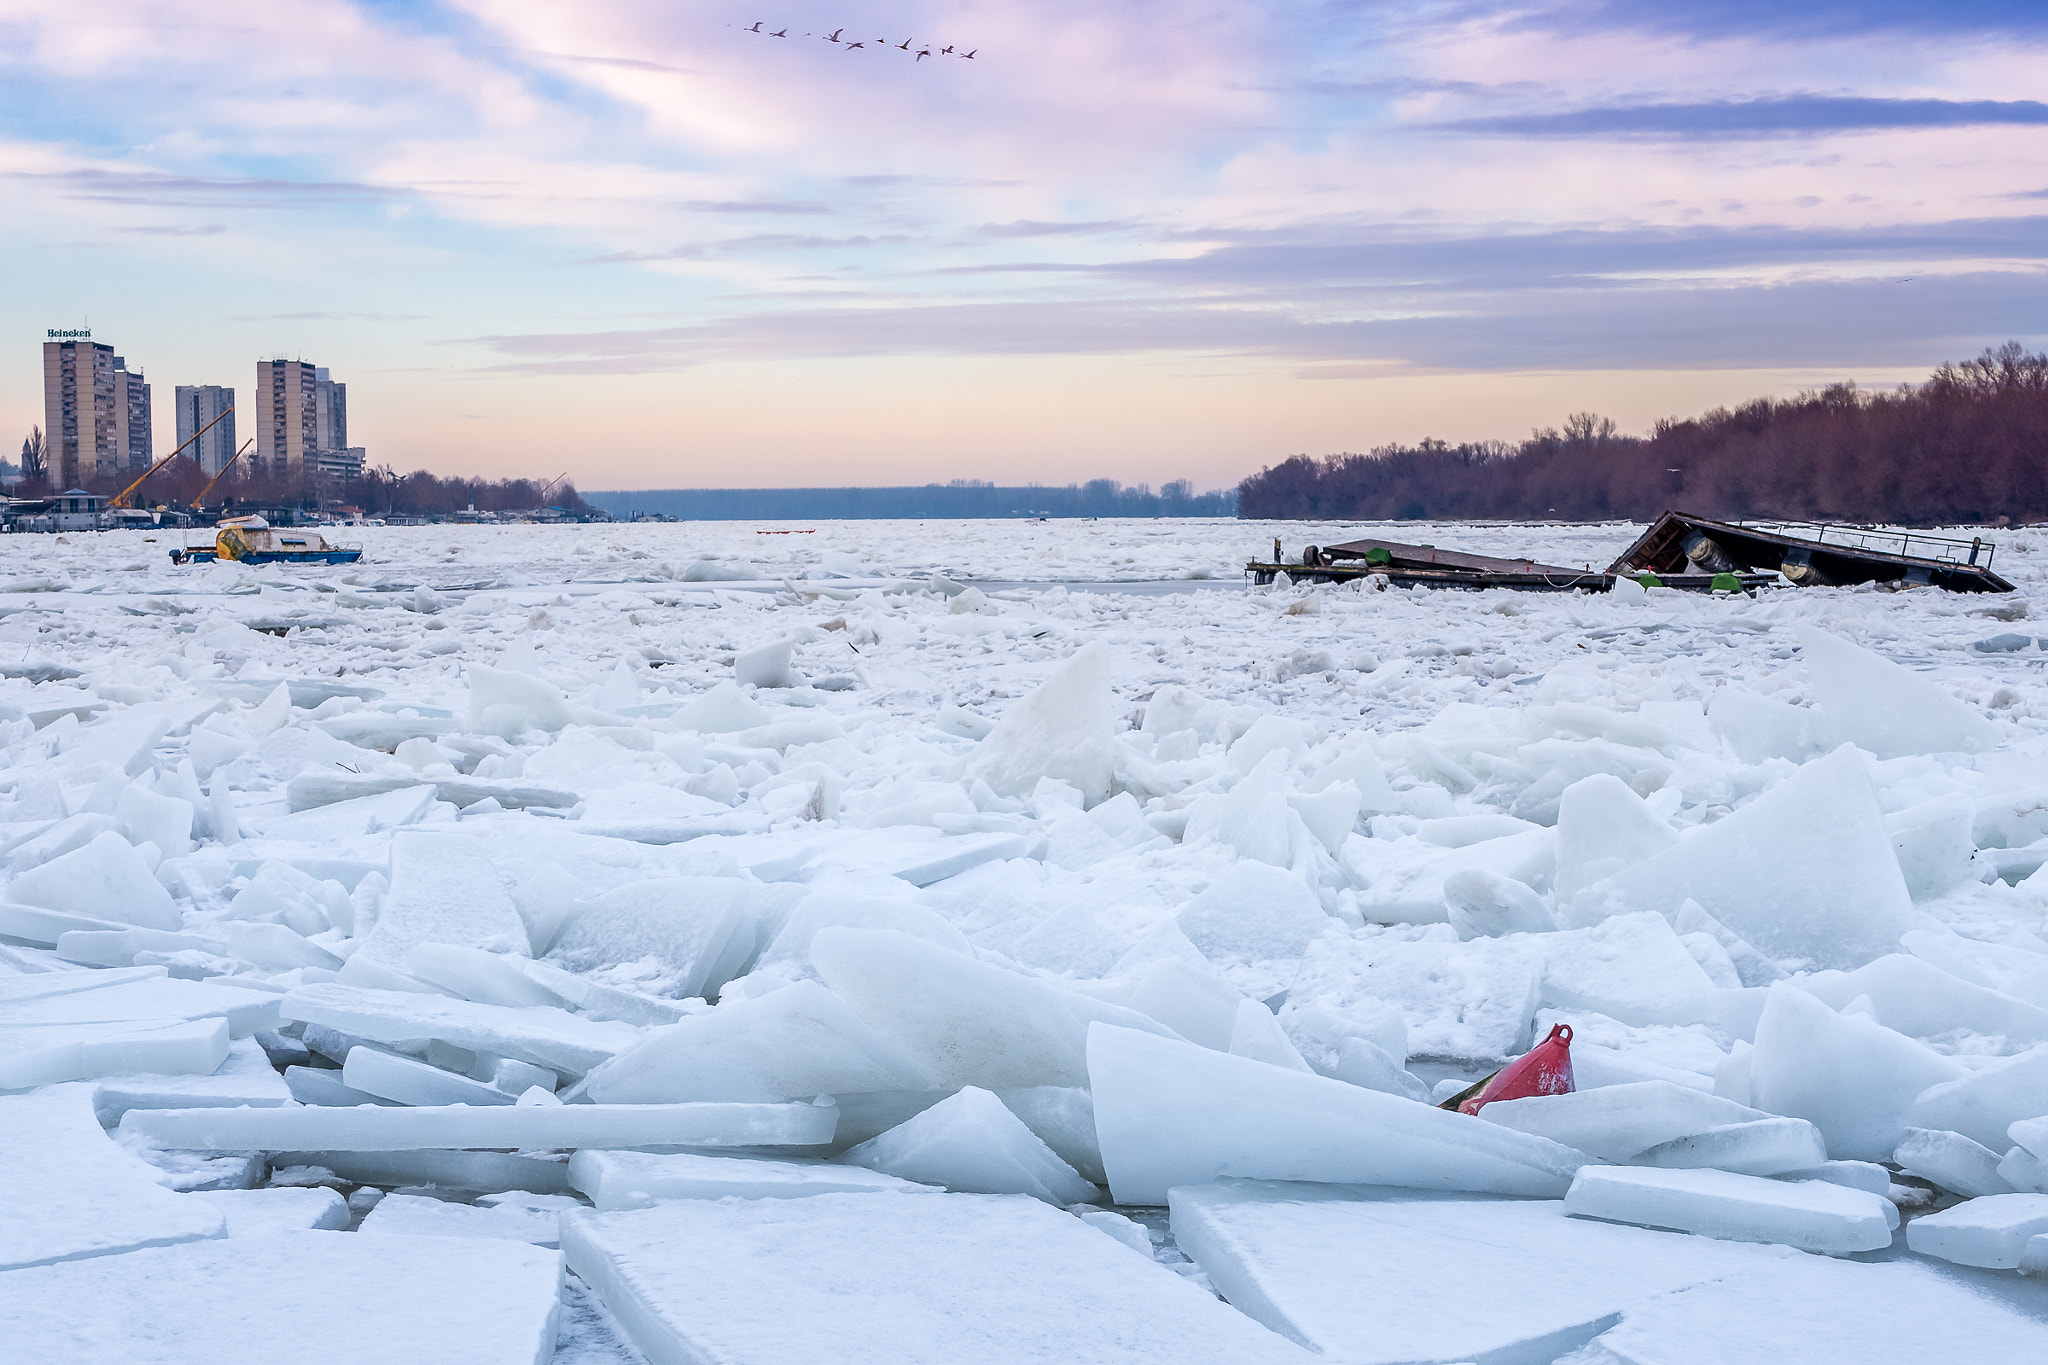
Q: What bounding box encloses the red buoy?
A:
[1452,1023,1575,1115]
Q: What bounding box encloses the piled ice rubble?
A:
[5,519,2048,1361]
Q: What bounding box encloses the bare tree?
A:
[19,425,45,483]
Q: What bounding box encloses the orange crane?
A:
[111,407,233,509]
[190,439,254,511]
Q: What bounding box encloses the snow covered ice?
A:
[5,515,2048,1359]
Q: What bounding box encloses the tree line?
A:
[1237,344,2048,526]
[5,437,588,518]
[591,478,1237,521]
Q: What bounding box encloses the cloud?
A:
[114,223,226,236]
[452,254,2048,377]
[1438,97,2048,139]
[1520,0,2048,39]
[2,167,404,210]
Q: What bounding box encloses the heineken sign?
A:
[46,328,91,339]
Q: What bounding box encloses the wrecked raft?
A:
[1247,532,1768,593]
[1610,512,2013,593]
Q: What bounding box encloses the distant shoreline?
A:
[586,484,1237,521]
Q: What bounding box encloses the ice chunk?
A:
[464,662,571,735]
[1176,862,1331,984]
[992,1085,1107,1183]
[733,638,795,688]
[1350,828,1554,926]
[812,927,1175,1090]
[1887,793,1979,900]
[1540,911,1717,1026]
[1674,900,1785,988]
[1907,1194,2048,1269]
[0,1086,227,1271]
[1287,932,1540,1062]
[2015,1114,2048,1163]
[402,943,567,1009]
[343,1046,517,1107]
[358,1192,564,1245]
[839,1086,1097,1204]
[1123,955,1243,1049]
[1479,1082,1771,1163]
[190,1185,349,1237]
[570,1149,935,1209]
[1796,624,2001,758]
[1632,1118,1829,1176]
[1169,1181,1804,1365]
[1896,1127,2019,1197]
[585,980,935,1103]
[93,1036,293,1124]
[0,1231,562,1365]
[1774,1161,1892,1195]
[122,1098,838,1151]
[2003,1146,2048,1195]
[1796,954,2048,1047]
[1571,747,1912,971]
[966,641,1115,805]
[0,973,280,1036]
[1287,783,1362,855]
[1228,997,1315,1072]
[0,1017,229,1089]
[1565,1257,2048,1364]
[1750,983,1964,1161]
[561,1193,1316,1365]
[1563,1165,1895,1254]
[281,982,639,1077]
[1444,866,1558,939]
[551,876,762,999]
[1554,774,1679,903]
[1305,743,1401,813]
[354,831,529,963]
[757,892,971,976]
[1088,1023,1585,1205]
[285,1065,399,1107]
[7,830,179,931]
[115,783,194,858]
[272,1148,574,1194]
[1076,1207,1153,1256]
[673,680,772,733]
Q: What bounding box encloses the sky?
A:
[3,1,2044,493]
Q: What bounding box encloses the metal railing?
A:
[1734,518,1995,571]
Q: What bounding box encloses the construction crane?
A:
[534,472,570,506]
[111,407,233,509]
[190,439,254,511]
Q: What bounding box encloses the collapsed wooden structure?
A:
[1608,512,2013,593]
[1246,512,2013,594]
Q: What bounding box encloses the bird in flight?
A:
[743,21,980,62]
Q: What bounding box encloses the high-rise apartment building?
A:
[314,367,346,453]
[112,356,151,475]
[174,385,236,477]
[43,335,116,488]
[257,358,318,482]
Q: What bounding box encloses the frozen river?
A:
[2,517,2047,1363]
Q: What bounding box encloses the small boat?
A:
[170,516,362,566]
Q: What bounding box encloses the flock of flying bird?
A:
[741,22,977,61]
